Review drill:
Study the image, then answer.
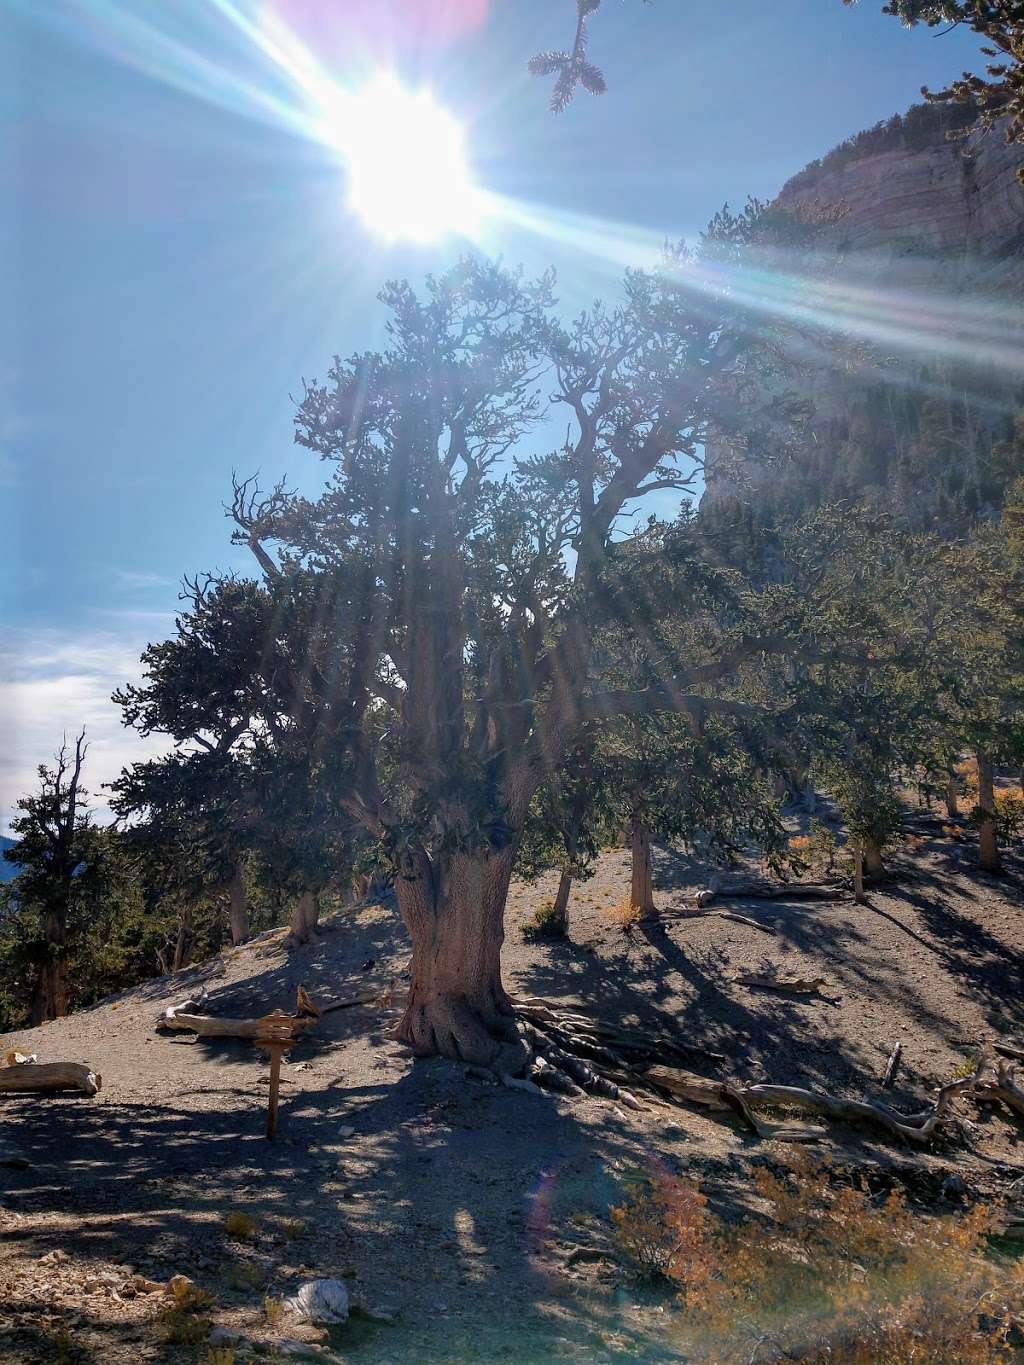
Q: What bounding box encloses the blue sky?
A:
[0,0,985,825]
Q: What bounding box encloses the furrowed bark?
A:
[30,912,70,1027]
[394,846,529,1072]
[862,837,885,879]
[629,816,656,919]
[228,863,251,945]
[976,751,1003,874]
[286,890,320,947]
[550,869,572,936]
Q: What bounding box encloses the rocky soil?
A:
[2,817,1023,1363]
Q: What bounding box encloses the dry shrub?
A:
[200,1350,236,1365]
[602,896,644,928]
[787,822,839,878]
[154,1305,212,1346]
[994,789,1024,839]
[611,1156,1024,1363]
[223,1210,259,1240]
[956,757,980,793]
[263,1294,286,1327]
[521,901,566,941]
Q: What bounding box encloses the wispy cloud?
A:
[112,569,179,591]
[0,625,170,832]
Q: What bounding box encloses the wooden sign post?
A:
[254,1010,306,1141]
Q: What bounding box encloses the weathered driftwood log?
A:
[975,1056,1024,1118]
[157,985,321,1041]
[0,1062,101,1096]
[644,1065,977,1145]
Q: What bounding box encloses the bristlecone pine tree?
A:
[134,254,846,1070]
[2,732,95,1023]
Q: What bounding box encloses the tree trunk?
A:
[976,751,1003,874]
[550,869,572,936]
[853,846,866,904]
[228,864,250,945]
[394,847,529,1072]
[862,838,885,879]
[945,774,959,819]
[30,908,69,1025]
[630,818,657,919]
[172,908,193,973]
[287,891,320,947]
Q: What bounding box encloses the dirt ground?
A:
[2,815,1024,1363]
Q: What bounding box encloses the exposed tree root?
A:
[496,997,1024,1152]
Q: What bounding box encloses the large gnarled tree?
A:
[186,253,822,1070]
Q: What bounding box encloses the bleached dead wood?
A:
[975,1055,1024,1119]
[644,1065,977,1145]
[883,1042,903,1089]
[157,985,321,1041]
[0,1062,101,1096]
[662,907,778,934]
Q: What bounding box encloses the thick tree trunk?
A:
[287,891,320,947]
[862,838,885,879]
[30,909,69,1025]
[630,818,657,919]
[945,774,959,819]
[394,848,528,1071]
[976,751,1003,874]
[228,864,250,945]
[550,869,572,936]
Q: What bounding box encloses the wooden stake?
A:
[265,1043,284,1141]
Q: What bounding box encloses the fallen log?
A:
[716,884,848,903]
[644,1065,977,1146]
[0,1062,101,1096]
[157,985,320,1041]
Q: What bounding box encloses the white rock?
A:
[284,1278,349,1325]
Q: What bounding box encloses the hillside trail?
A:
[2,820,1023,1363]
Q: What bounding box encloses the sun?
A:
[341,75,482,243]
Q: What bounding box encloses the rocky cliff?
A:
[702,104,1024,518]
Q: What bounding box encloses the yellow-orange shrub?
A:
[610,1156,1024,1363]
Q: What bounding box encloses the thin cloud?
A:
[112,569,179,591]
[0,626,169,832]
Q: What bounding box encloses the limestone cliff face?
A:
[701,108,1024,513]
[775,116,1024,290]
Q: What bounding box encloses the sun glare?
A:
[340,74,482,242]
